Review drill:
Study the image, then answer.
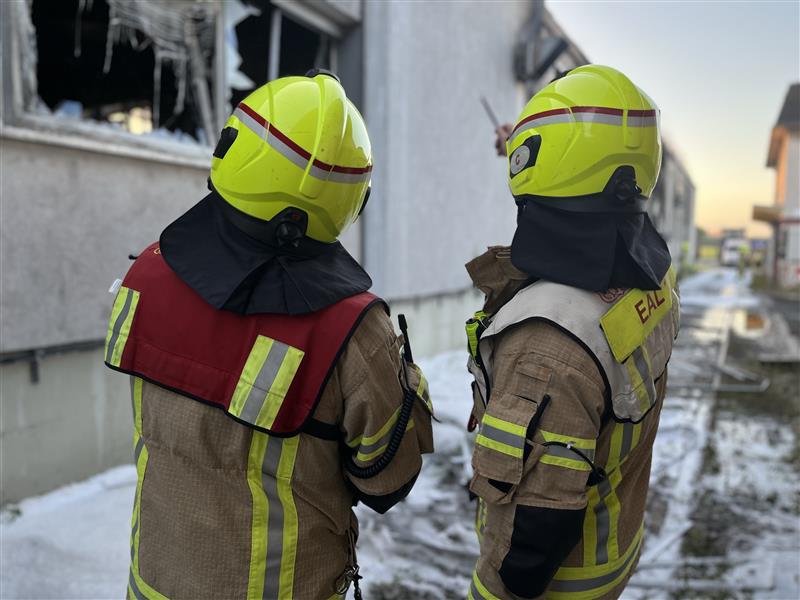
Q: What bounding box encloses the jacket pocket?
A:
[470,391,543,504]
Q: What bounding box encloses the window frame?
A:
[0,0,226,165]
[0,1,348,166]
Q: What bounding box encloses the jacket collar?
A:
[465,246,532,314]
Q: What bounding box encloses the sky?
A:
[547,0,800,237]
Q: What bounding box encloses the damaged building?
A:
[0,0,694,503]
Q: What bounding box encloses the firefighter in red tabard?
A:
[105,71,433,600]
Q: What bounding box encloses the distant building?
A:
[0,0,695,502]
[754,83,800,287]
[647,145,697,271]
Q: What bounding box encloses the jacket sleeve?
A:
[338,306,434,514]
[474,320,606,599]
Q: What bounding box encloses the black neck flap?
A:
[510,201,672,292]
[159,192,372,315]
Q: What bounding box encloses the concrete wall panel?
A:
[363,1,529,300]
[0,138,210,352]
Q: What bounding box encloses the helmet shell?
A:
[507,65,662,203]
[210,74,372,243]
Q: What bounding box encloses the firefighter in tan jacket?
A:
[105,72,433,600]
[465,65,679,600]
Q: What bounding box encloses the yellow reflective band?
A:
[482,414,527,437]
[466,322,481,359]
[540,454,591,471]
[229,336,305,430]
[583,484,600,566]
[549,524,643,599]
[128,567,168,600]
[609,420,643,471]
[470,570,503,600]
[128,378,166,600]
[476,434,524,458]
[348,406,409,449]
[256,347,305,430]
[600,267,675,363]
[475,498,487,542]
[354,420,416,463]
[231,336,275,418]
[605,469,623,561]
[105,286,141,368]
[540,429,596,451]
[246,432,269,599]
[465,311,488,359]
[416,371,433,412]
[245,434,301,599]
[277,437,299,598]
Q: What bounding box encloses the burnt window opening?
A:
[31,0,217,143]
[230,1,336,109]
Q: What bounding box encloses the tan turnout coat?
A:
[126,305,433,600]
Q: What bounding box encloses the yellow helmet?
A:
[506,65,661,212]
[210,71,372,243]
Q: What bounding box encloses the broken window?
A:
[31,0,219,144]
[229,1,337,109]
[8,0,342,149]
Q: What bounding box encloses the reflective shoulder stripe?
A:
[600,266,675,363]
[229,335,305,430]
[346,405,417,463]
[469,570,503,600]
[549,523,643,599]
[623,346,656,415]
[246,433,300,600]
[105,286,141,367]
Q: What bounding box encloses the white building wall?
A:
[362,1,529,301]
[778,135,800,287]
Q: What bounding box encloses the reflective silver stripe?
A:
[480,423,525,450]
[234,107,267,141]
[470,580,488,600]
[620,422,634,460]
[128,570,146,600]
[551,535,642,592]
[574,113,623,126]
[627,116,658,127]
[106,288,133,364]
[239,341,291,425]
[134,437,145,464]
[594,478,613,564]
[130,517,139,561]
[261,436,285,599]
[632,348,656,407]
[233,107,371,184]
[355,423,398,460]
[508,114,573,145]
[546,444,596,462]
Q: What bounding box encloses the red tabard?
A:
[109,242,385,435]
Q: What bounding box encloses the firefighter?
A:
[104,71,434,600]
[465,65,680,600]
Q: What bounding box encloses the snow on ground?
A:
[2,268,798,599]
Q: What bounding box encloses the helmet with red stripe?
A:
[210,71,372,243]
[507,65,661,214]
